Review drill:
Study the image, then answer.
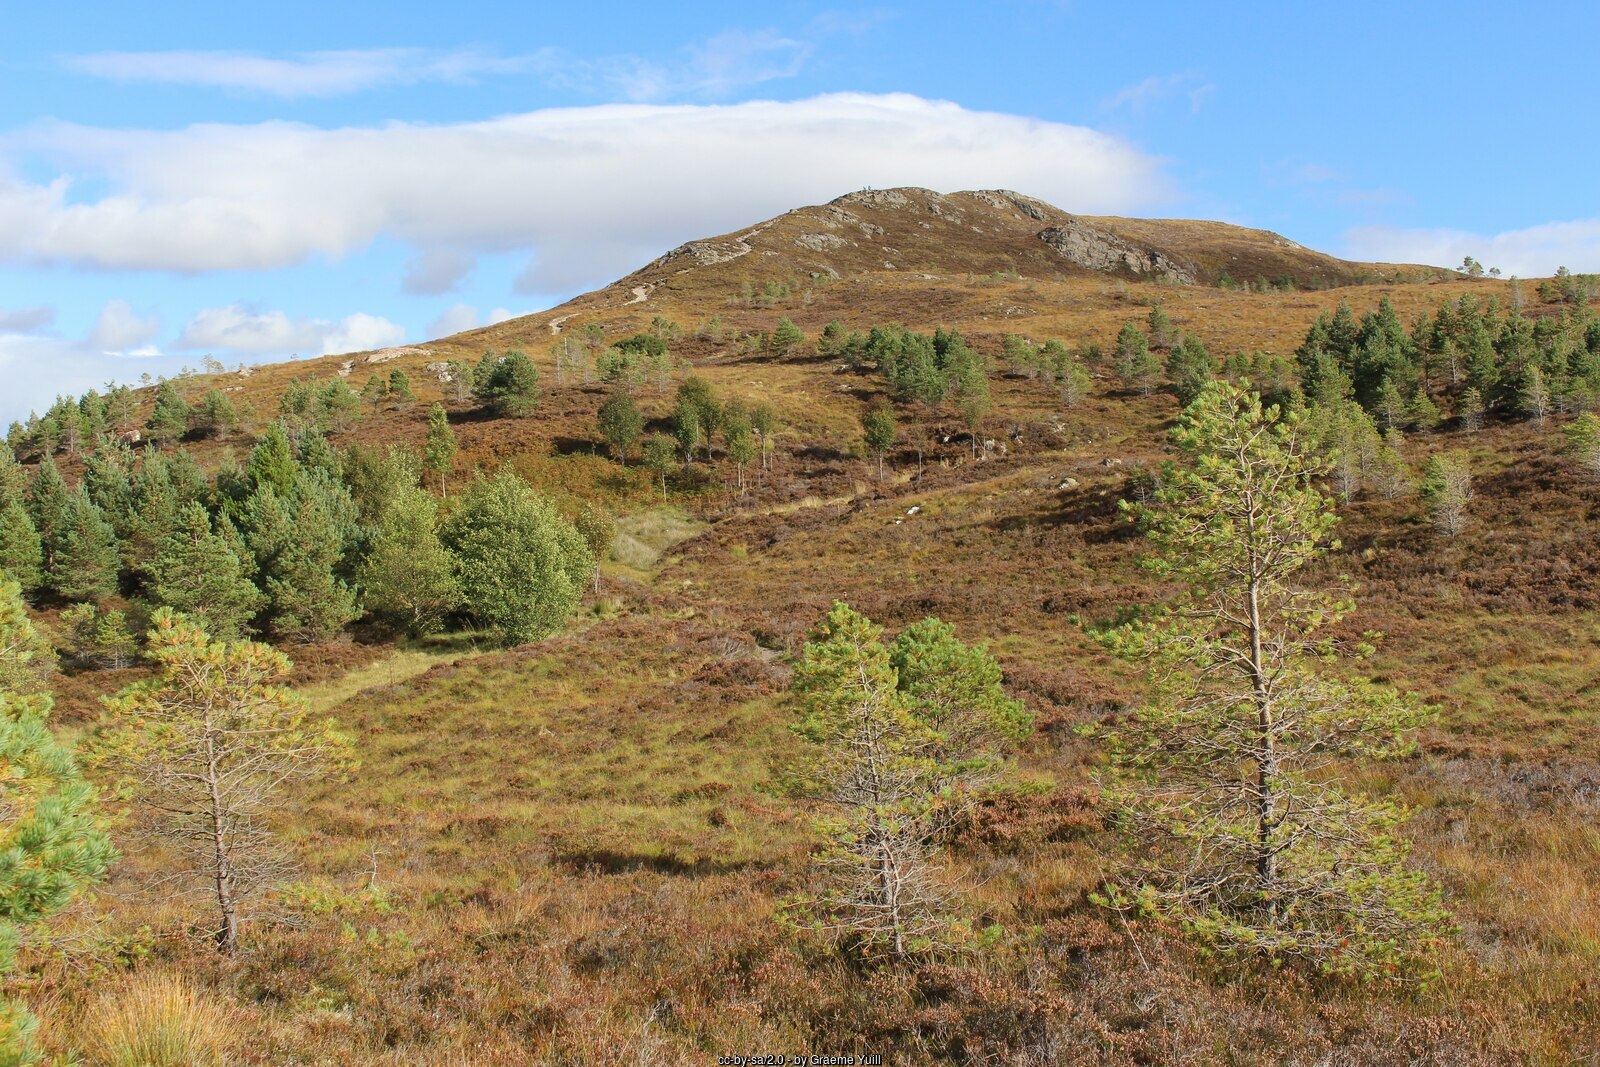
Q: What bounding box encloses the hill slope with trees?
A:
[3,190,1599,1063]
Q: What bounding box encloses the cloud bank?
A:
[0,93,1170,291]
[62,48,531,98]
[1345,218,1600,277]
[176,306,405,356]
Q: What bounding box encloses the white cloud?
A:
[1103,72,1216,115]
[0,93,1170,291]
[0,305,53,332]
[1344,218,1600,276]
[62,31,814,103]
[177,305,404,356]
[487,308,519,325]
[89,298,160,351]
[427,302,483,337]
[62,48,529,98]
[0,299,193,422]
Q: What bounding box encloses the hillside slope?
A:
[21,191,1600,1064]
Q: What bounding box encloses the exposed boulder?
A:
[1038,220,1199,285]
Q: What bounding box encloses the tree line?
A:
[0,413,601,652]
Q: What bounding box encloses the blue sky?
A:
[3,0,1598,422]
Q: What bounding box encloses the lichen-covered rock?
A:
[1038,220,1198,284]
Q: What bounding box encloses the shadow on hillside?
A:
[554,847,753,878]
[550,435,601,457]
[990,484,1132,543]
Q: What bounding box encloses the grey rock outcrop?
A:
[1037,220,1198,285]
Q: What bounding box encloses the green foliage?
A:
[316,378,362,432]
[442,472,593,645]
[59,602,139,670]
[771,317,805,356]
[860,403,896,480]
[359,486,460,635]
[361,374,389,412]
[387,368,414,404]
[95,610,351,953]
[723,409,757,491]
[1146,303,1177,349]
[0,584,53,698]
[0,579,115,1063]
[1166,335,1213,406]
[0,501,42,596]
[246,423,298,498]
[1406,389,1441,432]
[1098,382,1447,979]
[263,476,361,642]
[596,391,644,466]
[1113,321,1160,394]
[642,435,676,498]
[1419,453,1472,537]
[48,489,120,603]
[1566,412,1600,480]
[147,502,264,640]
[145,382,191,443]
[478,351,540,416]
[25,459,70,577]
[192,389,238,439]
[423,404,456,494]
[788,603,1029,959]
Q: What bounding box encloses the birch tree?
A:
[95,611,351,954]
[1097,382,1447,977]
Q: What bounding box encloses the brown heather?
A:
[20,189,1600,1063]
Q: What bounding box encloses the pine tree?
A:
[1456,386,1486,432]
[0,580,115,1062]
[265,485,359,642]
[387,368,414,405]
[1406,389,1442,432]
[442,472,592,644]
[1114,321,1160,394]
[95,611,350,954]
[771,317,805,357]
[0,501,43,595]
[1565,412,1600,481]
[1166,335,1213,406]
[316,378,362,432]
[788,603,1028,959]
[359,486,459,635]
[1420,453,1472,536]
[48,489,120,603]
[1098,382,1447,977]
[423,404,456,495]
[145,381,190,443]
[147,502,264,640]
[482,351,539,416]
[861,403,896,481]
[596,391,644,466]
[59,602,138,670]
[246,423,298,497]
[360,374,389,414]
[25,458,71,576]
[192,389,238,439]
